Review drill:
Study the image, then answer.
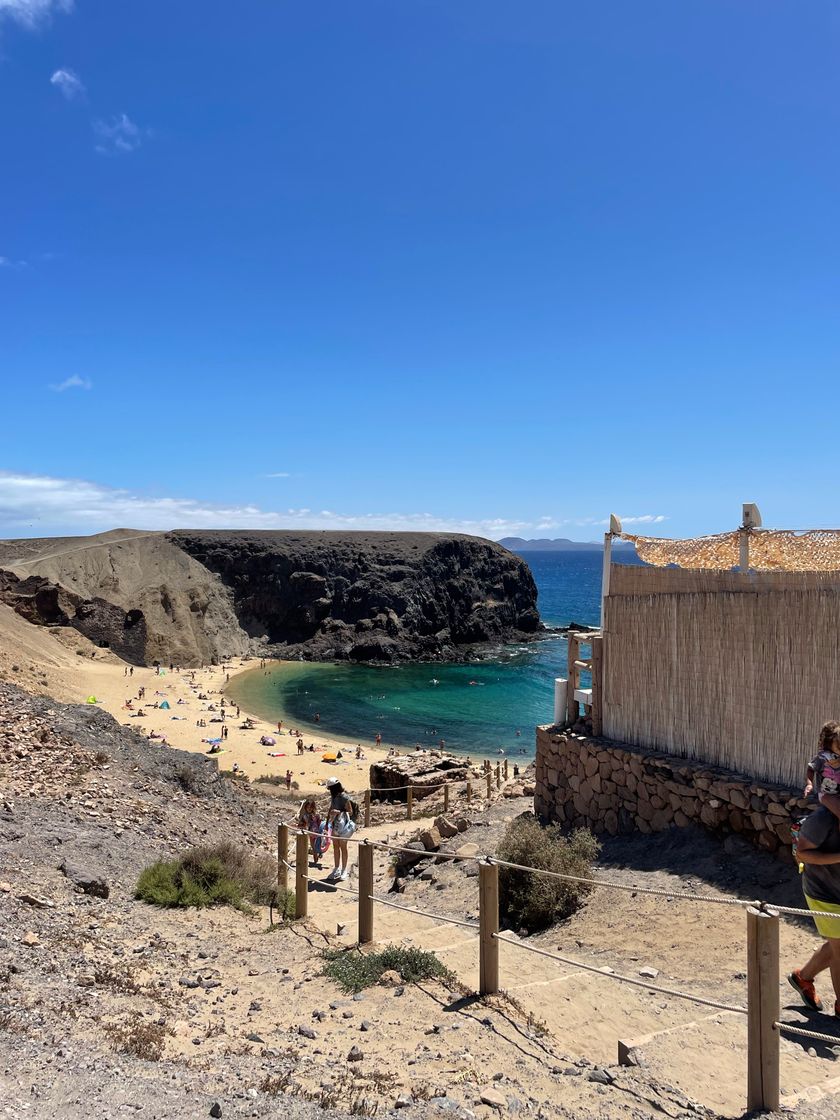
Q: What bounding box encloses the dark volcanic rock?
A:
[169,530,539,663]
[0,529,540,666]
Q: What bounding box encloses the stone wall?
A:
[534,725,808,858]
[369,750,476,802]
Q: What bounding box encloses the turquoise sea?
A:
[229,552,636,760]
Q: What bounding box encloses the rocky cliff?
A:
[0,529,540,667]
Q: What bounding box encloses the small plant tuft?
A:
[496,816,599,933]
[322,944,453,994]
[105,1013,173,1061]
[135,841,278,913]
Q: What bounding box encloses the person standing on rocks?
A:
[788,804,840,1017]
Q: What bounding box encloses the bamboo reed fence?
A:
[601,565,840,787]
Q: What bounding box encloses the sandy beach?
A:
[72,656,391,797]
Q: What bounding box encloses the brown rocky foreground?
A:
[1,683,839,1120]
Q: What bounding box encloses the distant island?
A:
[499,536,636,553]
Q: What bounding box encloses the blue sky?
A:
[1,1,839,541]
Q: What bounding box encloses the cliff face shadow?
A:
[594,825,804,911]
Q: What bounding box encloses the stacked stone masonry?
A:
[535,726,808,859]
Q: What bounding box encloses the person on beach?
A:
[285,769,292,791]
[804,722,840,823]
[788,803,840,1017]
[375,732,382,748]
[324,778,355,882]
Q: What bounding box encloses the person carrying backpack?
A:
[324,778,357,882]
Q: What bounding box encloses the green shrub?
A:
[322,945,453,993]
[135,841,278,913]
[496,816,599,933]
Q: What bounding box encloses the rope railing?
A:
[488,857,760,909]
[275,820,839,1113]
[493,933,747,1015]
[369,895,481,931]
[774,1021,840,1046]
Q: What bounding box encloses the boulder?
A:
[434,816,459,839]
[418,827,441,851]
[59,859,109,899]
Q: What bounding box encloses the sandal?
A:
[788,970,823,1011]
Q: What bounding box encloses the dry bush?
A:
[496,816,599,933]
[105,1013,173,1061]
[136,841,277,913]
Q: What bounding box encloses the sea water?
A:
[229,552,636,759]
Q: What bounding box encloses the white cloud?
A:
[93,113,145,155]
[50,67,84,100]
[0,255,27,268]
[0,471,663,541]
[0,0,72,28]
[615,514,667,525]
[48,375,92,392]
[264,472,291,478]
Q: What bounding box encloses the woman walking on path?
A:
[788,804,840,1017]
[324,778,355,883]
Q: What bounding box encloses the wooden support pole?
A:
[495,762,501,789]
[503,759,509,780]
[277,823,289,893]
[466,778,472,802]
[591,634,604,737]
[443,783,450,813]
[407,786,413,820]
[746,906,780,1113]
[485,770,492,799]
[479,861,500,995]
[358,841,374,945]
[294,832,308,919]
[364,789,371,828]
[566,635,580,725]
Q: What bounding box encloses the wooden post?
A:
[485,770,492,799]
[407,786,413,820]
[591,634,604,737]
[466,778,472,802]
[495,762,501,789]
[294,832,308,919]
[739,529,750,572]
[566,634,580,725]
[746,906,780,1113]
[503,759,509,780]
[479,860,500,995]
[443,783,450,813]
[358,841,374,945]
[364,789,371,828]
[601,530,613,627]
[277,823,289,892]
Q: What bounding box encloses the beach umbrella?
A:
[160,700,171,710]
[322,752,337,762]
[260,735,276,746]
[85,696,98,704]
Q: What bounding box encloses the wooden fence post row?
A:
[746,906,780,1113]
